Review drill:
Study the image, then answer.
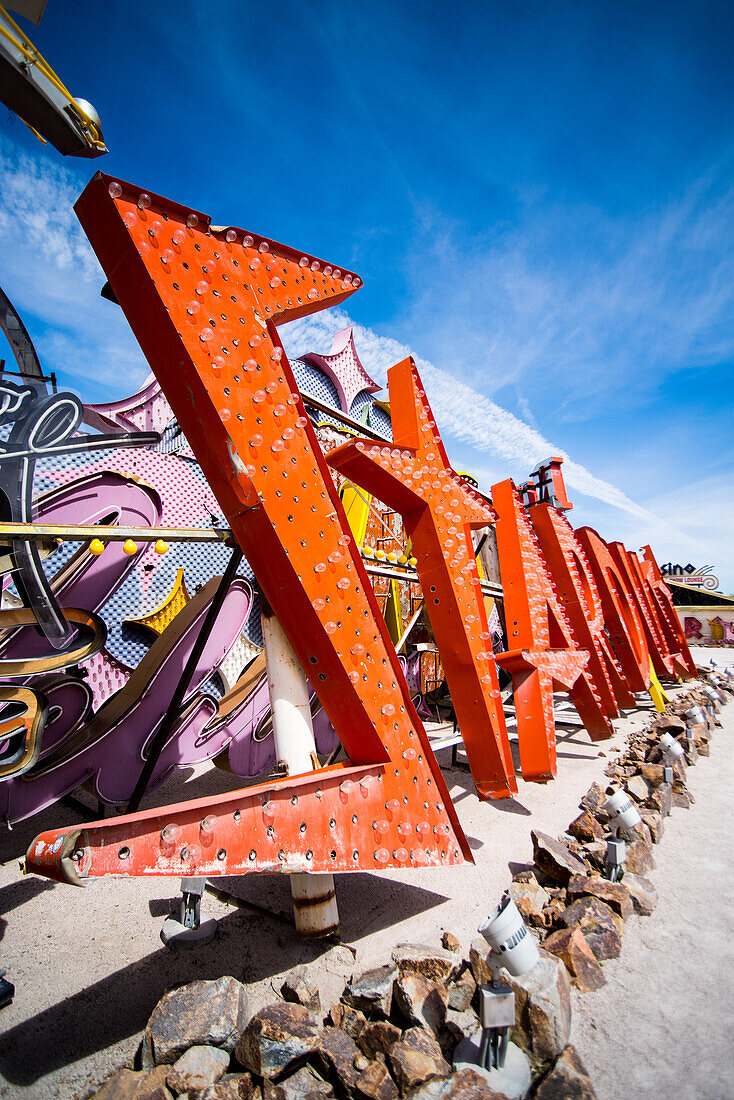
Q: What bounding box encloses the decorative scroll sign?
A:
[0,685,48,780]
[0,378,158,649]
[26,174,471,885]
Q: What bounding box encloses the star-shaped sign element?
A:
[301,325,380,415]
[329,357,517,800]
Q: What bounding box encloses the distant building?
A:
[667,580,734,646]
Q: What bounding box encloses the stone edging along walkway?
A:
[85,671,729,1100]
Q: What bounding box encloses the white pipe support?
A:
[261,606,318,776]
[260,602,339,938]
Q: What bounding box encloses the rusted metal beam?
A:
[0,522,232,543]
[362,558,503,598]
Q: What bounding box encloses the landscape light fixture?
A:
[659,731,684,785]
[682,704,710,752]
[705,661,733,690]
[455,894,540,1073]
[603,789,641,882]
[683,704,706,728]
[160,877,217,948]
[700,686,720,717]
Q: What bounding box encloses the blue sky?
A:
[1,0,733,588]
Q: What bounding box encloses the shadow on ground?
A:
[0,870,448,1086]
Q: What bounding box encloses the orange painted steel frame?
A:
[529,503,635,716]
[610,543,697,681]
[609,542,675,682]
[575,527,651,693]
[491,480,612,783]
[639,545,697,678]
[523,461,695,701]
[329,357,517,801]
[25,173,471,885]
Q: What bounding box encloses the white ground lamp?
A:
[700,686,720,717]
[456,894,540,1073]
[161,876,217,948]
[682,705,706,751]
[603,789,641,882]
[683,704,706,728]
[659,731,685,785]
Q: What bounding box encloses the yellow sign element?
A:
[339,480,405,644]
[648,658,671,713]
[340,481,371,545]
[127,568,190,636]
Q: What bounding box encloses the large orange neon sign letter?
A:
[329,357,517,801]
[610,543,696,681]
[492,480,611,783]
[639,546,697,677]
[530,503,635,715]
[26,174,470,883]
[575,527,650,693]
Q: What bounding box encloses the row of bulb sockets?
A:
[86,538,169,556]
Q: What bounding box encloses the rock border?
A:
[86,671,730,1100]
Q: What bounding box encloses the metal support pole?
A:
[260,598,339,939]
[125,546,243,813]
[395,600,424,654]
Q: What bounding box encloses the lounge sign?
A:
[24,175,698,887]
[661,564,720,591]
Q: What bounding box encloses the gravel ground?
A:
[0,651,731,1099]
[572,647,734,1099]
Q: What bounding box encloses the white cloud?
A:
[282,309,732,589]
[0,143,98,279]
[638,477,734,593]
[0,135,147,398]
[397,166,734,422]
[1,133,724,585]
[281,308,658,522]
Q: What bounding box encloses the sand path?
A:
[0,651,731,1097]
